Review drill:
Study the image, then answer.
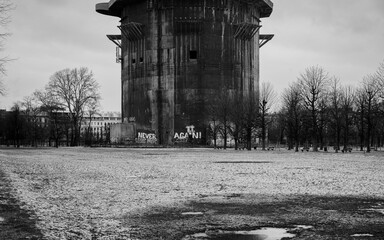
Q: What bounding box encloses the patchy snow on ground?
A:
[0,147,383,239]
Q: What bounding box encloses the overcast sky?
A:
[1,0,383,112]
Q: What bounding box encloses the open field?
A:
[0,147,384,239]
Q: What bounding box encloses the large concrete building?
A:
[96,0,273,145]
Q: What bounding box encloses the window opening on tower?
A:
[189,50,197,60]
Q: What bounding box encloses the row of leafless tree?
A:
[280,62,384,152]
[206,82,276,150]
[206,62,384,152]
[0,67,101,147]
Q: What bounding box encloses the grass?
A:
[0,147,383,239]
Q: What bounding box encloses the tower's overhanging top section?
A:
[96,0,273,18]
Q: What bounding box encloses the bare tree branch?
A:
[297,65,330,151]
[259,82,277,150]
[46,67,101,146]
[376,60,384,99]
[357,75,381,152]
[0,0,14,96]
[329,77,343,151]
[340,85,354,151]
[281,82,303,151]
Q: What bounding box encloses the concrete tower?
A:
[96,0,273,145]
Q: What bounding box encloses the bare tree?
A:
[84,99,100,146]
[340,85,355,151]
[329,77,343,152]
[0,0,14,95]
[376,61,384,98]
[227,91,245,150]
[0,74,4,95]
[22,94,42,147]
[359,76,381,152]
[298,66,329,151]
[242,94,259,150]
[206,86,242,149]
[0,0,12,26]
[318,92,330,150]
[375,61,384,148]
[215,87,232,149]
[282,82,303,152]
[355,88,367,151]
[47,67,101,146]
[259,82,276,150]
[35,89,67,147]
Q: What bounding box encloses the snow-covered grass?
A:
[0,147,383,239]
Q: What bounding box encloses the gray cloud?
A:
[1,0,121,110]
[262,0,384,93]
[1,0,384,111]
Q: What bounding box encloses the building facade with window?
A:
[80,112,122,140]
[96,0,273,144]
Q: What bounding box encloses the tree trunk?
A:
[223,125,227,149]
[212,123,217,148]
[261,112,266,150]
[311,108,318,152]
[295,132,299,152]
[343,126,348,151]
[366,101,371,153]
[246,127,252,151]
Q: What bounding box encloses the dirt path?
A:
[0,169,43,240]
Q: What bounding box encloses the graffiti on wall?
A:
[174,125,202,142]
[136,130,157,144]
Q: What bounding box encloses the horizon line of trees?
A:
[1,61,384,151]
[206,61,384,152]
[279,62,384,153]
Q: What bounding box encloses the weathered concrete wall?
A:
[110,123,136,144]
[97,0,273,145]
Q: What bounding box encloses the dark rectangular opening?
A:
[132,58,136,64]
[190,50,197,60]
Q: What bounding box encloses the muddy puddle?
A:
[181,212,204,216]
[362,208,384,215]
[183,227,297,240]
[214,161,272,164]
[351,234,374,237]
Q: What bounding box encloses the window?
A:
[189,50,197,60]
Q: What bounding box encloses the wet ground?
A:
[183,227,297,240]
[1,148,384,239]
[124,194,384,239]
[0,170,43,240]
